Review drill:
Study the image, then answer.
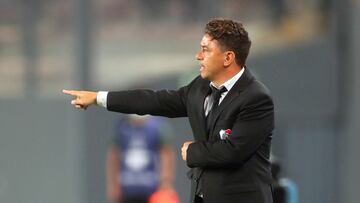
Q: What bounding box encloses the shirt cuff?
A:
[96,91,108,108]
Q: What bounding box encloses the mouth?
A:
[200,65,205,72]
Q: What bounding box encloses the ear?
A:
[223,51,236,67]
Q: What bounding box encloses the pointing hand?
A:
[62,90,97,110]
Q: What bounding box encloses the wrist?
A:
[96,91,108,107]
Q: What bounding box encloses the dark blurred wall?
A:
[337,2,360,203]
[0,101,86,203]
[249,35,338,203]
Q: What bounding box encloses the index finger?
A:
[62,89,80,97]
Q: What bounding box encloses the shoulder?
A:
[186,75,208,88]
[248,79,272,97]
[242,79,273,105]
[178,75,209,96]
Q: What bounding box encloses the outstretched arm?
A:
[62,90,97,109]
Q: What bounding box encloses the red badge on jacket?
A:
[219,129,231,140]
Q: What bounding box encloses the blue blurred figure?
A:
[106,115,176,203]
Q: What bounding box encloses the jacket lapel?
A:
[197,79,211,140]
[208,68,254,136]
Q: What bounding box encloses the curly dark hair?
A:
[205,18,251,66]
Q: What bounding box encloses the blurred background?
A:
[0,0,359,202]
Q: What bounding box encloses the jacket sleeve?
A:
[186,91,274,168]
[106,77,199,118]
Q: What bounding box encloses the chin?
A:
[200,72,208,80]
[201,72,213,82]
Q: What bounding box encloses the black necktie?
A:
[206,86,227,132]
[196,86,227,197]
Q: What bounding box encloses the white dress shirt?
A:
[204,67,245,116]
[96,91,108,108]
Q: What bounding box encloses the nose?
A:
[195,50,203,61]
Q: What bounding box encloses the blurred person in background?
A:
[106,115,176,203]
[271,158,298,203]
[64,18,274,203]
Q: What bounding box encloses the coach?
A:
[63,18,274,203]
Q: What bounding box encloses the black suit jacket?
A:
[107,68,274,203]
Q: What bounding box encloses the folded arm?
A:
[186,93,274,168]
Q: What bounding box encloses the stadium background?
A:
[0,0,359,203]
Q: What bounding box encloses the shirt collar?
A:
[210,67,245,92]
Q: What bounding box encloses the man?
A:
[63,18,274,203]
[106,115,176,203]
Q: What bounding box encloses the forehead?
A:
[200,34,219,47]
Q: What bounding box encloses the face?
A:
[196,34,226,82]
